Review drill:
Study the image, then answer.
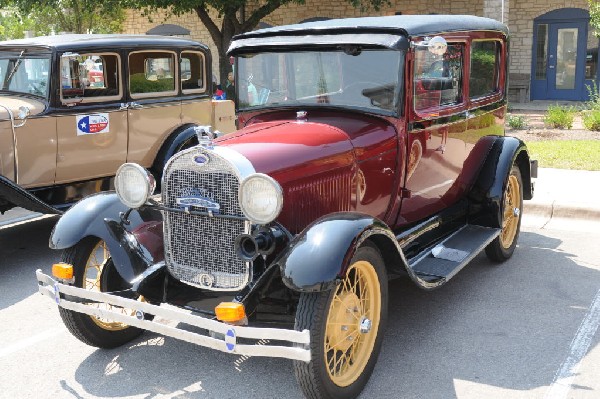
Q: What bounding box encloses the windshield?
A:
[0,54,51,98]
[236,48,401,113]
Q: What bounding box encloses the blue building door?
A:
[531,8,596,101]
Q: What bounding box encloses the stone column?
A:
[483,0,509,24]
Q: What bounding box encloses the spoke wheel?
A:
[485,165,523,262]
[84,240,133,331]
[324,260,381,387]
[499,173,521,249]
[58,237,144,348]
[294,244,388,399]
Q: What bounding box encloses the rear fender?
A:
[469,136,532,227]
[50,192,162,282]
[277,212,406,292]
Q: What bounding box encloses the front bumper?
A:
[36,270,311,362]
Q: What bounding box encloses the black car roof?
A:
[229,15,507,55]
[234,14,507,40]
[0,34,208,52]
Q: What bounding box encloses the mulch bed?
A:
[506,110,600,142]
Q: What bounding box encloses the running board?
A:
[407,225,501,285]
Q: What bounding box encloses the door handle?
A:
[129,102,143,109]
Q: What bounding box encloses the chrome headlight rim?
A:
[239,173,284,225]
[115,163,156,209]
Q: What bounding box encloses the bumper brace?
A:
[36,270,311,362]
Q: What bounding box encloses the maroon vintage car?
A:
[37,15,536,399]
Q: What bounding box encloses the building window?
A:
[535,24,548,80]
[470,40,500,99]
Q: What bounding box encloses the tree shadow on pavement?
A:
[64,230,599,399]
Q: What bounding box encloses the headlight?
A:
[114,163,156,208]
[239,173,283,224]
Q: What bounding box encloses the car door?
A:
[125,50,182,168]
[398,41,468,225]
[54,52,127,184]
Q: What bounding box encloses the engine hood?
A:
[0,95,46,120]
[216,120,355,185]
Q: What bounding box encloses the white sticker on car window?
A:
[76,113,110,136]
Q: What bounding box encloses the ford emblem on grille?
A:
[176,196,220,214]
[193,154,209,165]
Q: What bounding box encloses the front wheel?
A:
[485,165,523,262]
[293,244,388,399]
[58,237,144,348]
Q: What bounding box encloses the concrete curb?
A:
[524,200,600,222]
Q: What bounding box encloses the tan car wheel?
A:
[58,237,144,348]
[485,165,523,262]
[294,244,388,399]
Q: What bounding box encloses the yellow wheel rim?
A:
[84,240,132,331]
[324,260,381,387]
[500,174,521,249]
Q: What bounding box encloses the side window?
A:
[414,43,464,113]
[181,51,206,93]
[129,51,177,97]
[60,53,121,103]
[470,41,501,99]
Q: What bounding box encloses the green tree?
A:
[0,0,125,36]
[590,0,600,37]
[122,0,390,84]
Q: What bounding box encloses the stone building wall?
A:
[507,0,589,76]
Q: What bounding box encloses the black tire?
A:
[58,237,144,348]
[485,165,523,262]
[152,132,198,186]
[293,244,388,399]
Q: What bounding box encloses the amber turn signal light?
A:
[52,263,74,280]
[215,302,246,323]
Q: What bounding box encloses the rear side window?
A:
[470,41,501,99]
[414,43,464,113]
[129,51,177,97]
[181,51,206,93]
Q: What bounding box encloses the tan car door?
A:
[125,50,181,168]
[54,52,127,184]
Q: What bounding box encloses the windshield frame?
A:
[234,46,405,117]
[0,51,52,100]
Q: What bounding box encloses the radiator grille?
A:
[162,148,249,291]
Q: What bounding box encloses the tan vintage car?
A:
[0,34,235,215]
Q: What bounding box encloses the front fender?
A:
[277,212,391,292]
[0,175,62,214]
[50,192,162,282]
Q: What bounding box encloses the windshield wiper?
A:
[3,50,25,90]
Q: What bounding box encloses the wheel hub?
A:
[328,291,361,352]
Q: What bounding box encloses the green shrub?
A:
[583,110,600,131]
[586,81,600,111]
[507,114,527,130]
[544,105,575,129]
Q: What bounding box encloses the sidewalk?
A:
[523,168,600,230]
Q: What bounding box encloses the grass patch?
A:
[526,140,600,170]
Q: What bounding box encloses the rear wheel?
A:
[485,165,523,262]
[58,237,144,348]
[294,244,388,399]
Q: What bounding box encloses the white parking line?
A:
[0,328,64,358]
[0,213,55,230]
[543,288,600,399]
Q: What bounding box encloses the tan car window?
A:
[129,51,176,96]
[414,43,464,113]
[61,53,121,103]
[181,51,206,93]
